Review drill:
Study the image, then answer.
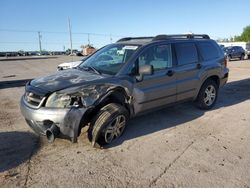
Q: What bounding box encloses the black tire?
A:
[228,55,232,61]
[195,79,218,110]
[88,103,129,147]
[240,54,245,60]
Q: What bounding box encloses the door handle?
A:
[166,70,174,76]
[197,63,202,69]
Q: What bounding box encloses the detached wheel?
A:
[195,79,218,110]
[88,103,129,147]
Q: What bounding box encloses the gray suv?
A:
[20,34,229,147]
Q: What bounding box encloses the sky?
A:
[0,0,250,51]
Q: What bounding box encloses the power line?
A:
[0,28,125,51]
[0,29,125,37]
[38,31,42,52]
[0,41,92,44]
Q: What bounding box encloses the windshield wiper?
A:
[89,66,102,75]
[80,65,102,75]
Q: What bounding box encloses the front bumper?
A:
[20,96,87,142]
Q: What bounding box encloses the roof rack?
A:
[117,34,210,43]
[117,37,153,42]
[152,34,210,41]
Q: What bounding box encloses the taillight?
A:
[224,57,227,68]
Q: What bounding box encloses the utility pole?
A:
[87,33,90,45]
[110,34,112,43]
[68,17,73,55]
[38,31,42,53]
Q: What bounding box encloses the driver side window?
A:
[138,44,172,71]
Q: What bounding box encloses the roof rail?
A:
[117,34,210,43]
[152,34,210,41]
[117,37,153,42]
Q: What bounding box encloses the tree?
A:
[240,26,250,41]
[234,25,250,42]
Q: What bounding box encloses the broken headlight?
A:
[45,85,111,108]
[45,92,81,108]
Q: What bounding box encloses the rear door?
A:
[132,43,177,113]
[174,42,200,101]
[232,47,238,58]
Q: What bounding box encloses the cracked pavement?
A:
[0,56,250,188]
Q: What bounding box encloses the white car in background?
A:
[57,57,87,71]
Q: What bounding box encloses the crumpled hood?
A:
[30,69,104,92]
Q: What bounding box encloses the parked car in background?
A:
[37,51,50,56]
[66,49,83,56]
[5,52,18,57]
[28,51,39,56]
[50,51,65,55]
[0,52,6,57]
[246,44,250,59]
[20,34,229,147]
[17,51,29,56]
[218,42,250,59]
[57,56,88,71]
[224,46,245,61]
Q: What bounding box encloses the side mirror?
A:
[136,64,154,81]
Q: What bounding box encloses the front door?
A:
[132,43,177,114]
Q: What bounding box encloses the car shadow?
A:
[107,78,250,148]
[0,79,32,89]
[0,131,40,172]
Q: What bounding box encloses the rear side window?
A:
[175,43,198,65]
[197,42,219,61]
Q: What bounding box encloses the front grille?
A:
[24,91,45,107]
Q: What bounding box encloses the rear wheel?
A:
[88,103,129,147]
[240,54,245,60]
[195,79,218,110]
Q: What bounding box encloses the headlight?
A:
[45,92,81,108]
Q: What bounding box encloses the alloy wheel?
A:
[204,85,216,106]
[104,115,126,143]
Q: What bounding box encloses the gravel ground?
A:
[0,56,250,188]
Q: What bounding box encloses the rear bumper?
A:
[20,96,87,142]
[220,68,229,87]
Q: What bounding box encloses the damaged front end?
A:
[20,84,117,143]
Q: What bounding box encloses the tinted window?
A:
[138,44,172,71]
[197,42,219,61]
[175,43,198,65]
[239,47,244,51]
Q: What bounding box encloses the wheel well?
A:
[79,89,130,131]
[206,75,220,87]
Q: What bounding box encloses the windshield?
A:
[224,47,232,51]
[79,44,139,75]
